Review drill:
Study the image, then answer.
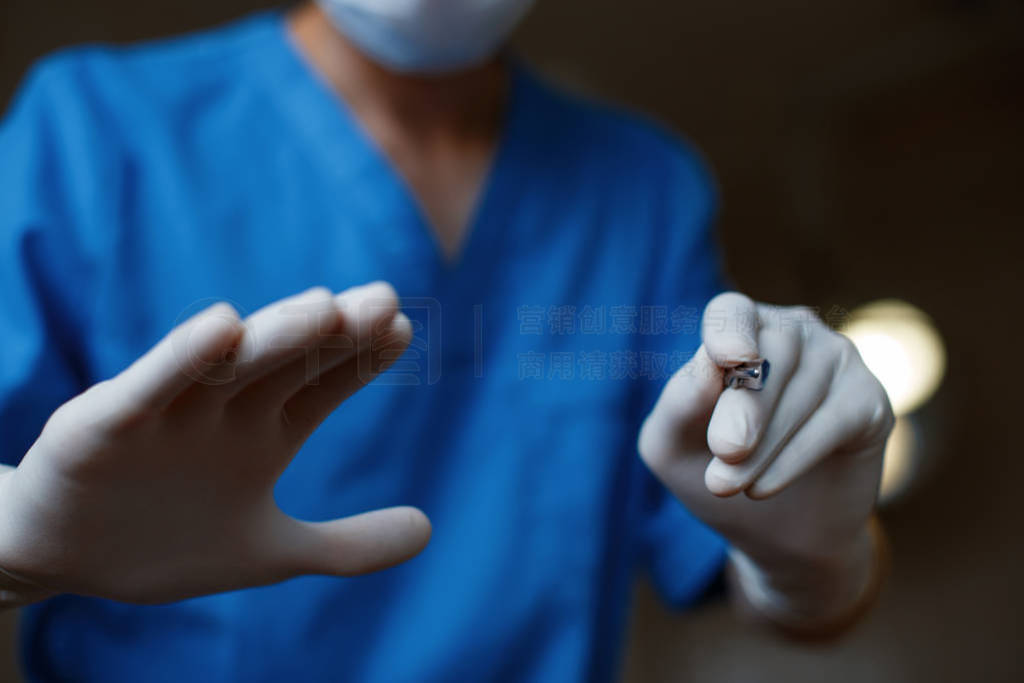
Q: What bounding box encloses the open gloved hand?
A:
[639,292,894,633]
[0,282,430,607]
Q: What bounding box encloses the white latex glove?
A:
[0,283,430,607]
[639,292,893,630]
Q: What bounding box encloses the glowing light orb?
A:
[840,300,946,416]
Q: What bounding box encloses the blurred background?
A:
[1,0,1021,681]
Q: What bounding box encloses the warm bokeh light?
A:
[840,300,946,415]
[879,416,917,502]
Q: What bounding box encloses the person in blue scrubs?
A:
[0,1,894,681]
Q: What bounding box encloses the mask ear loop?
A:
[723,358,770,391]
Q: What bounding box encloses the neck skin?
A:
[287,3,510,259]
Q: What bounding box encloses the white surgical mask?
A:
[317,0,536,74]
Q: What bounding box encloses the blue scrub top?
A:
[0,11,728,683]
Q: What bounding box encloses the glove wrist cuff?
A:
[728,516,888,639]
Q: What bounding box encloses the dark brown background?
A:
[1,1,1022,681]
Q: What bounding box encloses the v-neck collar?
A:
[258,11,530,289]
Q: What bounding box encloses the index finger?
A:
[701,291,761,366]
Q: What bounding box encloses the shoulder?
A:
[516,64,718,208]
[4,11,282,143]
[0,13,282,255]
[513,66,725,290]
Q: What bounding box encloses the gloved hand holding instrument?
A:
[639,292,893,637]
